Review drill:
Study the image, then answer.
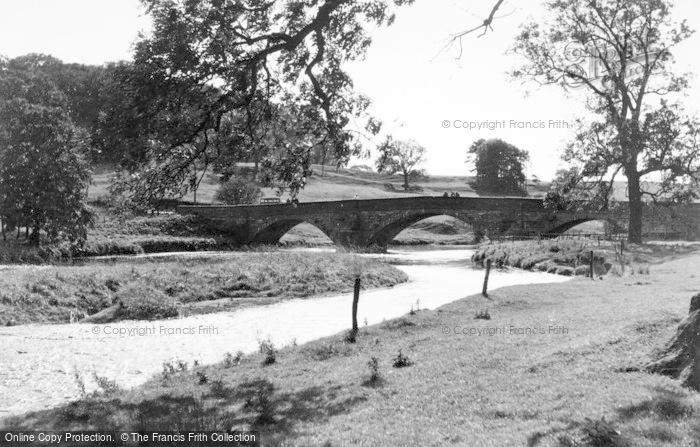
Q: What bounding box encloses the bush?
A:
[392,350,413,368]
[215,179,263,205]
[363,357,382,386]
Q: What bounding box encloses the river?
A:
[0,247,569,420]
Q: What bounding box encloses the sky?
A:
[1,0,699,181]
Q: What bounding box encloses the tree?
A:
[94,1,508,206]
[99,0,420,206]
[544,167,615,211]
[0,59,94,245]
[468,138,529,195]
[375,138,426,190]
[512,0,700,243]
[215,178,263,205]
[6,54,110,163]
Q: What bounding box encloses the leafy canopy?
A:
[375,137,426,190]
[0,58,94,244]
[468,138,529,196]
[105,0,415,206]
[512,0,699,242]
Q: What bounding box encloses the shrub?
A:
[363,357,382,386]
[215,178,263,205]
[92,373,123,397]
[223,351,243,368]
[392,350,413,368]
[258,338,276,365]
[475,309,491,320]
[244,381,276,425]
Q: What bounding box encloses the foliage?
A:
[103,0,416,206]
[544,168,617,212]
[214,178,263,205]
[375,137,427,190]
[258,338,277,366]
[392,350,413,368]
[3,54,110,163]
[0,57,94,245]
[467,138,529,195]
[512,0,699,242]
[364,357,382,386]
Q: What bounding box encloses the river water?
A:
[0,247,569,420]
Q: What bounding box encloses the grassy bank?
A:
[0,212,236,264]
[0,252,407,326]
[471,238,700,277]
[4,252,699,445]
[472,238,611,277]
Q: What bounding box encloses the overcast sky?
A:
[1,0,699,180]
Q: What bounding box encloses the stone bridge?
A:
[175,197,671,247]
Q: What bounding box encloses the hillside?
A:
[87,164,551,204]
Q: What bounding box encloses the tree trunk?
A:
[1,217,5,242]
[645,293,700,391]
[29,226,40,246]
[403,171,409,190]
[627,171,643,244]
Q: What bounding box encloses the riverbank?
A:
[471,237,700,277]
[3,251,698,445]
[1,213,476,264]
[0,251,407,326]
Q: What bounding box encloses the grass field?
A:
[87,164,550,203]
[0,252,407,326]
[4,251,699,446]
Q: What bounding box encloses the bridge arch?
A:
[368,212,478,247]
[545,217,625,236]
[251,219,336,245]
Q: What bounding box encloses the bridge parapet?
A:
[176,197,699,246]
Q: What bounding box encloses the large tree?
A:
[512,0,700,243]
[100,0,422,206]
[375,137,426,190]
[468,138,529,196]
[5,54,110,163]
[0,59,94,244]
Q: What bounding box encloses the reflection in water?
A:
[0,247,569,417]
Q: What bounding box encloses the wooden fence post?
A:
[352,277,361,333]
[589,250,594,279]
[482,259,492,297]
